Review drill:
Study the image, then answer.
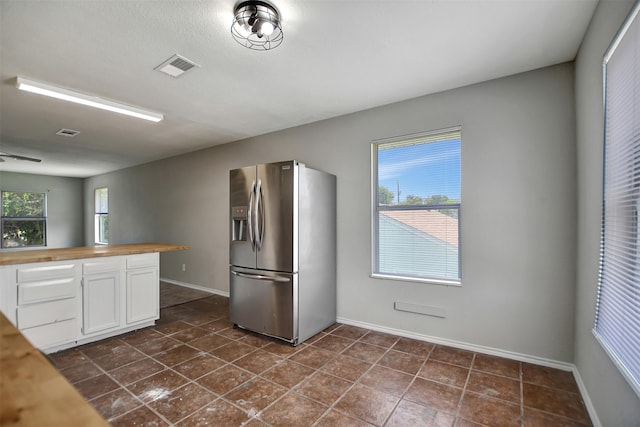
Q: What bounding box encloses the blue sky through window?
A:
[378,137,461,203]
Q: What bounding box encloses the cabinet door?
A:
[126,268,158,324]
[83,272,120,335]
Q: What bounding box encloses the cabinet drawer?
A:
[126,253,158,270]
[17,263,76,283]
[17,298,76,330]
[21,318,77,349]
[18,277,76,305]
[83,258,121,275]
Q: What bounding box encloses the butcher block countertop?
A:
[0,312,109,427]
[0,243,189,266]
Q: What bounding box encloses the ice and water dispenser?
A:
[231,206,248,241]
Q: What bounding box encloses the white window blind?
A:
[94,187,108,244]
[372,127,461,285]
[594,2,640,398]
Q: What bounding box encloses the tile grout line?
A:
[520,361,525,427]
[80,314,230,426]
[253,326,392,426]
[453,352,476,423]
[379,342,435,427]
[307,329,399,426]
[226,346,332,424]
[77,346,175,426]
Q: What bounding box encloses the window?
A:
[594,2,640,398]
[372,127,461,284]
[1,191,47,248]
[94,187,108,244]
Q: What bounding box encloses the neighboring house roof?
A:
[377,212,459,280]
[381,209,459,247]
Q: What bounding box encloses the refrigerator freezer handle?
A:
[248,179,256,251]
[256,179,265,250]
[231,270,291,283]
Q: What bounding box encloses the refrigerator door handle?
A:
[255,178,265,250]
[231,270,291,283]
[248,179,256,251]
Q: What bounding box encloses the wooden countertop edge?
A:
[0,313,110,427]
[0,243,189,266]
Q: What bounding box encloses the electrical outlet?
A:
[181,263,186,272]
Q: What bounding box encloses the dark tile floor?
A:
[159,281,211,308]
[51,288,592,426]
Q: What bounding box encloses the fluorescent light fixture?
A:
[16,77,163,122]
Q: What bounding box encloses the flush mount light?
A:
[231,0,283,51]
[15,77,164,122]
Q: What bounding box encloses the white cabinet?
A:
[126,253,159,324]
[82,258,122,336]
[0,252,161,352]
[13,261,80,349]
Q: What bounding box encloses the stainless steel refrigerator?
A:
[229,160,336,345]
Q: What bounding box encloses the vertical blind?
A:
[594,2,640,398]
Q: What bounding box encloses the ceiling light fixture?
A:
[231,1,283,51]
[15,77,164,122]
[0,152,42,163]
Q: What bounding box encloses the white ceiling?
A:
[0,0,598,178]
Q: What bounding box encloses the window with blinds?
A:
[371,127,461,285]
[94,187,109,245]
[594,2,640,398]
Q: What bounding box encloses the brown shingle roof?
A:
[381,210,459,247]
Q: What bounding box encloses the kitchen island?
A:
[0,242,189,265]
[0,312,110,427]
[0,243,188,353]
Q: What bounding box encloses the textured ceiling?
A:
[0,0,598,178]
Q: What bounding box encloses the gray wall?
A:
[574,0,640,424]
[85,63,577,362]
[0,171,84,250]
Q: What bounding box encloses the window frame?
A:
[371,126,462,286]
[94,187,108,245]
[1,190,48,248]
[593,1,640,399]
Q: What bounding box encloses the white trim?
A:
[43,320,155,354]
[160,277,229,298]
[371,273,461,287]
[371,126,462,283]
[372,125,463,146]
[603,1,640,64]
[337,315,575,371]
[572,365,602,427]
[592,329,640,398]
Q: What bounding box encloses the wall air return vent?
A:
[56,128,80,137]
[155,54,200,78]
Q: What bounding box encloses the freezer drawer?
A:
[229,267,297,343]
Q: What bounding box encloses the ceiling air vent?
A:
[155,54,200,78]
[56,128,80,137]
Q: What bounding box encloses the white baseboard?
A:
[571,366,601,427]
[160,277,230,298]
[337,316,575,371]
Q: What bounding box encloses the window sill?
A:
[371,273,461,287]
